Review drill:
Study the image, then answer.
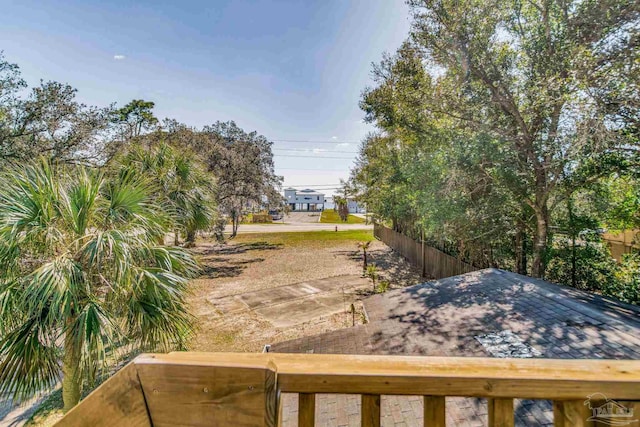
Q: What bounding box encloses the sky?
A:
[0,0,411,196]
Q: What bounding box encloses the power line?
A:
[274,154,355,159]
[276,167,352,171]
[283,186,342,189]
[282,183,342,187]
[274,148,358,154]
[273,139,360,144]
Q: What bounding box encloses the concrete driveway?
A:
[208,275,371,328]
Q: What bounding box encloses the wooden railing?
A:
[374,224,478,279]
[57,352,640,427]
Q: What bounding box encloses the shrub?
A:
[377,280,390,293]
[546,240,617,293]
[604,253,640,305]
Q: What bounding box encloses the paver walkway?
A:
[272,268,640,426]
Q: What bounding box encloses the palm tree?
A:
[0,160,198,411]
[120,143,215,246]
[357,241,372,274]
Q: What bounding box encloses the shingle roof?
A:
[272,268,640,426]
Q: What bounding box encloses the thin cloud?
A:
[336,143,350,147]
[113,54,126,60]
[331,136,338,140]
[312,148,327,153]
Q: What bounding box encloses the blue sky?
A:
[0,0,410,194]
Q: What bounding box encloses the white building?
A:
[347,198,365,213]
[284,188,325,211]
[325,196,365,213]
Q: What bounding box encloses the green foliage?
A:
[333,197,350,222]
[0,160,198,408]
[116,143,216,245]
[0,55,112,164]
[605,254,640,306]
[354,1,639,281]
[546,240,617,293]
[377,280,390,293]
[112,99,158,139]
[366,263,378,292]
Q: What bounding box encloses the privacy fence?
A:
[374,224,479,279]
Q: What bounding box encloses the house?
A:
[347,197,364,213]
[325,196,365,213]
[284,188,325,211]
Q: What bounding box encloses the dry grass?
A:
[20,230,423,426]
[188,230,422,352]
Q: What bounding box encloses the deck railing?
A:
[57,352,640,427]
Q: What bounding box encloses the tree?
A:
[0,160,198,411]
[118,143,216,246]
[112,99,158,140]
[358,1,639,277]
[357,241,372,275]
[201,121,282,237]
[334,196,349,222]
[366,264,379,293]
[0,55,112,165]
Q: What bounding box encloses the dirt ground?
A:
[188,230,424,352]
[8,230,423,427]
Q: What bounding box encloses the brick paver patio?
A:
[271,268,640,426]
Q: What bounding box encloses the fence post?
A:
[421,228,425,278]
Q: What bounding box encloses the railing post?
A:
[488,398,514,427]
[553,400,594,427]
[361,394,381,427]
[298,393,315,427]
[423,396,445,426]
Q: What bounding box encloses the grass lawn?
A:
[320,209,366,224]
[232,229,374,246]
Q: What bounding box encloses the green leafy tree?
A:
[118,143,216,246]
[112,99,158,139]
[0,54,112,165]
[357,1,639,278]
[357,241,371,274]
[0,160,198,411]
[334,196,349,222]
[201,121,282,237]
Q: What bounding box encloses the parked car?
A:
[269,210,283,221]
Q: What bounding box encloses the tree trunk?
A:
[515,222,527,275]
[186,229,196,247]
[174,229,180,246]
[362,249,368,275]
[62,332,82,412]
[531,204,549,278]
[568,197,577,288]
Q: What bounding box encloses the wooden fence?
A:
[374,224,478,279]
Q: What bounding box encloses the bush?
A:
[251,213,272,223]
[546,240,617,293]
[603,253,640,305]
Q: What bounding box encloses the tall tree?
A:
[359,1,639,277]
[112,99,158,140]
[118,142,216,246]
[0,55,112,165]
[201,121,282,237]
[0,160,198,411]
